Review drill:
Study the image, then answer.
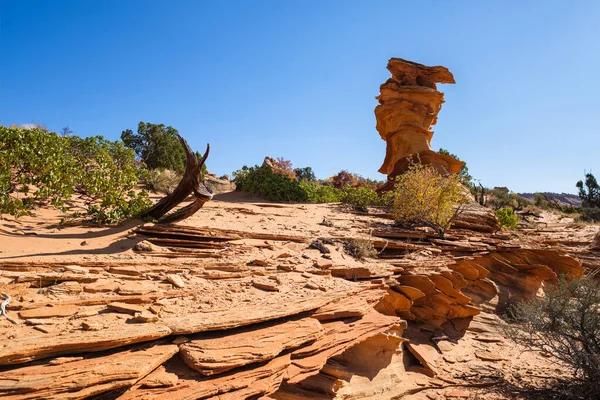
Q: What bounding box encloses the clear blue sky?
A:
[1,1,598,194]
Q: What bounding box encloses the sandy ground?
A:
[0,192,373,262]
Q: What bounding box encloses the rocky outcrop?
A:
[0,342,178,399]
[204,174,235,195]
[375,58,463,190]
[179,319,324,375]
[452,202,501,233]
[0,179,591,399]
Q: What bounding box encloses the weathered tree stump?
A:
[141,134,212,223]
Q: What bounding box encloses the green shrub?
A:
[233,164,307,202]
[504,276,600,398]
[340,186,378,212]
[299,181,341,203]
[495,207,518,229]
[576,172,600,208]
[234,163,391,207]
[376,189,395,207]
[0,126,151,223]
[121,121,208,175]
[579,207,600,223]
[392,163,469,238]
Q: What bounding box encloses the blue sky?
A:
[1,1,598,194]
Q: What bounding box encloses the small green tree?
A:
[576,172,600,208]
[294,167,316,183]
[121,122,186,173]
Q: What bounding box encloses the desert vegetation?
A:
[232,158,391,211]
[0,125,151,223]
[144,168,182,194]
[392,162,470,238]
[495,207,519,229]
[576,172,600,222]
[504,275,600,399]
[0,122,213,224]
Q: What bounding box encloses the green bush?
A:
[294,167,316,183]
[504,276,600,398]
[299,181,341,203]
[234,164,347,203]
[233,164,308,202]
[495,207,518,229]
[0,126,151,223]
[577,172,600,208]
[579,207,600,223]
[121,121,207,176]
[234,163,393,208]
[340,186,378,212]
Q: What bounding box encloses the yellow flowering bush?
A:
[393,163,469,238]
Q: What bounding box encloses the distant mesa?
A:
[518,192,582,207]
[376,58,463,191]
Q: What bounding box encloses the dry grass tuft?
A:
[145,169,181,194]
[343,238,377,260]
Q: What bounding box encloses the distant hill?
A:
[518,192,582,207]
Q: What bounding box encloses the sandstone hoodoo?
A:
[376,58,464,192]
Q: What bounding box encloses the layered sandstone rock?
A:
[0,184,592,399]
[375,58,464,190]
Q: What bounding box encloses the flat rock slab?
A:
[166,274,186,288]
[19,305,79,319]
[475,350,505,362]
[0,324,171,365]
[287,311,404,383]
[252,279,280,292]
[396,285,426,301]
[16,273,98,286]
[315,259,333,269]
[108,302,148,315]
[119,353,291,400]
[330,266,393,280]
[0,342,178,400]
[374,288,412,316]
[162,294,342,335]
[140,366,179,388]
[84,279,119,293]
[405,342,440,376]
[180,318,324,376]
[312,289,386,321]
[118,281,159,296]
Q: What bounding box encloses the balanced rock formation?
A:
[376,58,464,190]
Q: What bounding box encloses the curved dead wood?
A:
[141,134,212,223]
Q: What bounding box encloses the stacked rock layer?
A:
[376,58,464,191]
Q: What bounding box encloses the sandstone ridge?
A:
[0,196,595,399]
